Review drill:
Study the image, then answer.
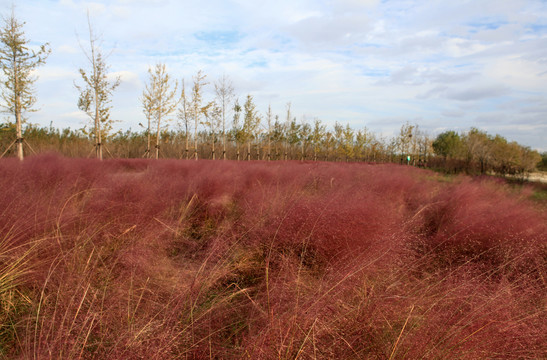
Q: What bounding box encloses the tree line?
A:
[431,129,542,176]
[0,11,543,176]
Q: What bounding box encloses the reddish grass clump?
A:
[410,178,546,276]
[0,154,545,359]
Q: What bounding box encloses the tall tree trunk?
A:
[194,117,198,160]
[222,115,226,160]
[91,38,102,161]
[95,104,102,160]
[13,54,23,161]
[155,113,161,159]
[146,115,151,158]
[212,131,216,160]
[267,133,271,161]
[15,93,23,161]
[184,122,189,159]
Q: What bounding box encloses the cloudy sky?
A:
[3,0,547,150]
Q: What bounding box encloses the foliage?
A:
[431,128,542,175]
[432,130,463,159]
[539,152,547,171]
[2,119,543,178]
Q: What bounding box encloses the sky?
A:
[2,0,547,151]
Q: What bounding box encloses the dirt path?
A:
[526,172,547,184]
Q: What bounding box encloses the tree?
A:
[397,122,415,164]
[271,114,285,160]
[214,74,234,160]
[311,118,325,161]
[432,131,463,159]
[415,128,432,165]
[333,121,344,161]
[323,130,334,161]
[284,103,292,160]
[232,98,243,160]
[518,147,541,174]
[0,10,50,160]
[286,116,301,160]
[242,94,260,160]
[300,118,311,160]
[75,15,120,160]
[142,63,178,159]
[177,79,191,159]
[190,70,207,160]
[369,134,385,162]
[265,104,273,160]
[141,80,154,158]
[538,152,547,171]
[464,128,493,174]
[203,101,220,159]
[355,128,369,161]
[490,134,512,174]
[342,123,354,161]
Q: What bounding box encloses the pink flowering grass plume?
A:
[0,154,544,359]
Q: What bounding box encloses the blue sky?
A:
[2,0,547,151]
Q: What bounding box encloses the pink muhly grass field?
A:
[0,154,545,359]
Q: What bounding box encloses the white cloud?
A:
[81,1,107,16]
[116,0,167,4]
[56,44,79,55]
[110,71,140,86]
[61,111,88,120]
[59,0,77,8]
[485,56,547,91]
[36,67,78,82]
[444,37,491,57]
[336,0,379,10]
